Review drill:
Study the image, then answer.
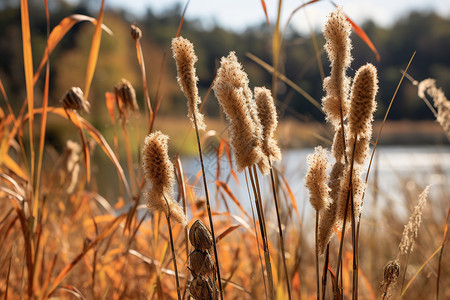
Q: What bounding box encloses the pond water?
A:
[180,145,450,220]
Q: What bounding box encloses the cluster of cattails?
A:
[212,52,282,174]
[305,8,378,255]
[188,220,218,300]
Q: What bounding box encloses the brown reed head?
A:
[189,249,215,277]
[305,146,330,212]
[254,87,282,165]
[171,36,206,130]
[114,78,138,118]
[189,220,213,251]
[381,260,400,298]
[190,275,215,300]
[322,8,353,128]
[213,52,266,172]
[130,24,142,40]
[348,63,378,138]
[61,87,90,113]
[142,131,187,226]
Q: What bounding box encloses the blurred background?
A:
[1,0,449,148]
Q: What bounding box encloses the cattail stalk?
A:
[142,132,188,300]
[172,37,223,299]
[255,87,290,298]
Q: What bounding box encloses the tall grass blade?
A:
[84,0,105,100]
[20,0,35,198]
[436,207,450,300]
[260,0,270,25]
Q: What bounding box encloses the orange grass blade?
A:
[20,0,35,187]
[401,245,443,296]
[4,256,12,300]
[436,207,450,299]
[345,15,380,61]
[216,181,251,219]
[216,224,240,244]
[260,0,270,25]
[3,154,28,180]
[0,78,14,118]
[45,214,126,298]
[176,0,191,37]
[105,92,116,125]
[84,0,105,100]
[34,14,112,84]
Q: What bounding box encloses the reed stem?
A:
[192,113,224,300]
[315,210,320,300]
[269,165,291,300]
[166,213,182,300]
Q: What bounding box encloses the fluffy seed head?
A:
[349,63,378,137]
[255,87,282,165]
[189,220,213,251]
[142,132,187,226]
[305,146,330,212]
[322,8,353,128]
[417,78,450,139]
[336,164,365,228]
[213,52,266,172]
[172,37,206,131]
[399,186,429,255]
[331,124,347,162]
[61,87,90,113]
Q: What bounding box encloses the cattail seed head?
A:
[130,24,142,40]
[61,87,90,113]
[349,63,378,137]
[172,37,206,131]
[399,186,429,255]
[190,275,215,300]
[189,220,213,251]
[254,87,282,165]
[305,146,330,212]
[322,8,353,128]
[142,132,187,226]
[114,78,138,118]
[213,52,266,172]
[189,249,215,276]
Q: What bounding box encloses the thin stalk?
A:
[244,170,269,299]
[166,213,182,300]
[350,136,358,300]
[134,38,153,134]
[269,165,291,300]
[248,166,275,300]
[121,122,137,193]
[322,244,330,300]
[436,207,450,300]
[192,113,224,300]
[315,210,320,300]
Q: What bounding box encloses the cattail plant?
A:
[213,52,275,299]
[172,36,223,299]
[142,131,187,300]
[305,146,330,300]
[254,86,291,299]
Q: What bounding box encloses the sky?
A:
[105,0,450,34]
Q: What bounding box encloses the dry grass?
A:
[0,3,449,300]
